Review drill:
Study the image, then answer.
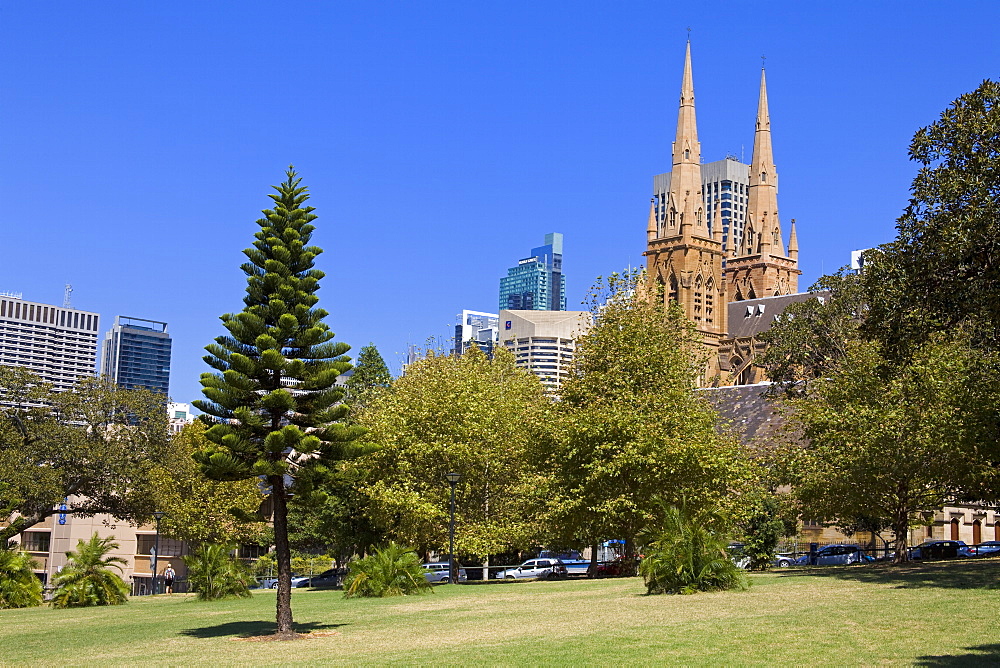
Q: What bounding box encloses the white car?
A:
[495,558,568,580]
[422,563,467,583]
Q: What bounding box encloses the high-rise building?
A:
[499,309,590,394]
[100,316,171,395]
[0,294,100,393]
[453,310,499,357]
[499,233,566,312]
[655,157,750,255]
[168,401,195,435]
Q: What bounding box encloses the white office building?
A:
[499,309,591,394]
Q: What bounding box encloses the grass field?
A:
[2,560,999,666]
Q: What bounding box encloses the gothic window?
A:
[705,278,715,324]
[693,275,703,322]
[685,149,690,160]
[669,208,677,227]
[668,274,678,303]
[696,208,703,226]
[773,228,781,248]
[745,227,755,252]
[760,171,767,183]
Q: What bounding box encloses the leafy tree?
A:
[184,544,253,601]
[51,534,130,608]
[784,334,998,563]
[737,494,792,571]
[543,271,753,569]
[343,542,432,598]
[639,500,749,595]
[287,470,381,562]
[0,550,43,608]
[345,343,392,418]
[355,345,548,566]
[0,367,171,546]
[864,80,1000,360]
[149,422,266,545]
[193,168,364,634]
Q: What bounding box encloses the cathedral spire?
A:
[788,218,799,260]
[671,40,703,236]
[646,198,657,242]
[745,67,782,257]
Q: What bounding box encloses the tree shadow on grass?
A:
[778,559,1000,590]
[180,621,348,639]
[914,643,1000,666]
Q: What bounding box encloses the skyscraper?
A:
[500,309,591,394]
[498,233,566,312]
[100,316,172,395]
[453,310,499,357]
[0,294,100,394]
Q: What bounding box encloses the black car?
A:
[908,540,972,559]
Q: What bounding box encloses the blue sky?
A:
[1,1,998,406]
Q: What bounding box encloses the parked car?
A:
[726,543,751,569]
[773,554,796,568]
[794,544,873,566]
[971,541,1000,557]
[302,569,342,588]
[595,557,633,578]
[495,558,567,580]
[422,563,468,583]
[908,540,972,559]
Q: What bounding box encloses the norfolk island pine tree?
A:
[193,167,364,635]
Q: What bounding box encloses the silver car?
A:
[422,563,467,583]
[495,558,568,580]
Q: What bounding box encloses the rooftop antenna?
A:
[741,144,744,163]
[63,283,73,309]
[761,54,766,69]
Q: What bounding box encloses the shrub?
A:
[184,544,253,601]
[51,534,130,608]
[639,502,749,595]
[0,550,43,608]
[343,542,432,598]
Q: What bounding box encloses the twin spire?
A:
[666,41,790,260]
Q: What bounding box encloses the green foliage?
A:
[864,80,1000,360]
[639,501,749,595]
[784,334,999,562]
[0,550,43,608]
[345,343,392,419]
[342,542,432,598]
[543,271,754,561]
[150,422,266,545]
[737,494,791,571]
[288,470,381,560]
[51,534,130,608]
[0,368,171,545]
[184,544,253,601]
[193,168,365,632]
[355,344,548,558]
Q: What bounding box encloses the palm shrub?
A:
[184,543,253,601]
[343,542,432,598]
[51,534,130,608]
[0,550,43,608]
[639,501,749,595]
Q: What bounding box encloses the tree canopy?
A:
[0,367,170,546]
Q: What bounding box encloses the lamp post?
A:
[444,472,461,584]
[151,511,165,595]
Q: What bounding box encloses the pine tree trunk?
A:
[270,475,295,634]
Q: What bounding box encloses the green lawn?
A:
[3,560,999,665]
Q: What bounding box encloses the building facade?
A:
[499,309,590,393]
[100,316,172,395]
[0,294,100,394]
[453,310,499,357]
[499,233,567,312]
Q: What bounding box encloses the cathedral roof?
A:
[726,291,829,339]
[701,382,789,447]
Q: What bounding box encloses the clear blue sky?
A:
[1,1,998,406]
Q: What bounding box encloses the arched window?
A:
[685,149,690,160]
[668,274,678,303]
[773,228,781,248]
[693,275,703,322]
[745,227,755,253]
[696,207,703,226]
[760,171,767,183]
[950,518,960,541]
[974,519,982,545]
[705,278,715,324]
[669,208,677,227]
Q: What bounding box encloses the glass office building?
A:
[100,316,172,395]
[498,232,566,312]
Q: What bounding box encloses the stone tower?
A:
[724,68,801,300]
[644,41,728,361]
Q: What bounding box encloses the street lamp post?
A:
[151,511,165,595]
[445,472,461,584]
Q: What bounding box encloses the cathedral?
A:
[645,41,808,387]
